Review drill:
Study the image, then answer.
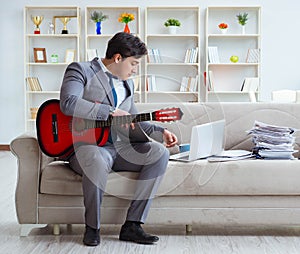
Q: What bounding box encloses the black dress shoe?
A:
[119,221,159,244]
[83,225,100,246]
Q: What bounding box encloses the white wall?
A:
[1,0,300,144]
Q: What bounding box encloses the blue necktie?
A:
[107,73,117,143]
[107,72,117,107]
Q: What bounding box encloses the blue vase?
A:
[96,21,101,34]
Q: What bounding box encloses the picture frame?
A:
[33,48,47,63]
[65,49,75,63]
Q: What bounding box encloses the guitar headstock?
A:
[152,107,184,122]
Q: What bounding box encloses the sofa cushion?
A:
[40,161,83,195]
[40,159,300,197]
[40,161,139,197]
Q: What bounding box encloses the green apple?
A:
[230,55,239,63]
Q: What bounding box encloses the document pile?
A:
[208,149,254,162]
[248,121,297,159]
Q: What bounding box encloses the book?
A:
[26,77,42,91]
[208,46,220,63]
[246,48,260,63]
[86,49,98,61]
[184,47,198,63]
[208,71,215,91]
[147,75,157,91]
[130,76,139,91]
[191,75,198,92]
[241,77,259,92]
[148,48,162,63]
[180,76,198,92]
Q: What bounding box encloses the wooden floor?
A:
[2,151,300,254]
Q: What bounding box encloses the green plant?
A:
[164,18,181,27]
[90,11,108,23]
[236,12,248,26]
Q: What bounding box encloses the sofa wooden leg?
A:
[53,224,60,235]
[186,224,192,234]
[66,224,72,232]
[20,224,47,237]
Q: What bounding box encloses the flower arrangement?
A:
[118,12,135,24]
[218,23,228,29]
[90,11,109,23]
[164,18,181,27]
[236,12,248,26]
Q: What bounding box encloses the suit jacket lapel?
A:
[90,58,115,106]
[123,80,132,97]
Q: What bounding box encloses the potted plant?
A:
[164,18,181,34]
[118,12,135,33]
[90,11,109,35]
[218,22,228,34]
[236,12,248,34]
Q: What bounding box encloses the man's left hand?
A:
[163,129,178,148]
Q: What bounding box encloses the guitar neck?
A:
[84,112,153,129]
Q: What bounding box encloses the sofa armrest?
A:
[10,133,41,224]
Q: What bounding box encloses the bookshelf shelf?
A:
[208,63,259,67]
[26,91,60,94]
[145,6,200,103]
[85,6,141,102]
[24,6,81,131]
[205,6,261,102]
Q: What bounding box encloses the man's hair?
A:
[105,32,147,59]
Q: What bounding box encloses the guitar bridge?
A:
[52,114,58,143]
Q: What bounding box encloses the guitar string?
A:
[50,110,177,132]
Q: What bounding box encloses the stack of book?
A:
[180,76,198,92]
[146,75,157,91]
[26,77,42,91]
[248,121,297,159]
[147,48,162,63]
[207,46,220,63]
[184,47,198,63]
[246,48,260,63]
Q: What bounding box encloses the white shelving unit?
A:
[205,6,261,102]
[22,5,262,128]
[145,6,200,103]
[85,6,141,103]
[24,6,80,131]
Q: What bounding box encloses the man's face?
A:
[116,56,141,80]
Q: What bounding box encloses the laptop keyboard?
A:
[170,151,190,160]
[178,155,189,160]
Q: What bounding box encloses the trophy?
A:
[31,16,44,34]
[59,17,71,34]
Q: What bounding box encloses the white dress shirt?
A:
[98,59,126,108]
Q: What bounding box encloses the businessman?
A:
[60,32,178,246]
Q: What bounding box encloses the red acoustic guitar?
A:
[36,99,183,157]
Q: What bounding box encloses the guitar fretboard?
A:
[84,113,152,129]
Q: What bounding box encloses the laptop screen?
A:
[189,119,225,160]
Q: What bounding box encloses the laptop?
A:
[169,119,225,162]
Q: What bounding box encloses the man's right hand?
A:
[112,109,135,129]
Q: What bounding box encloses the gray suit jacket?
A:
[60,58,164,144]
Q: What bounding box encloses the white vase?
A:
[168,26,178,34]
[241,25,246,35]
[221,29,227,34]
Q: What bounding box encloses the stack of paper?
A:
[208,149,255,162]
[248,121,297,159]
